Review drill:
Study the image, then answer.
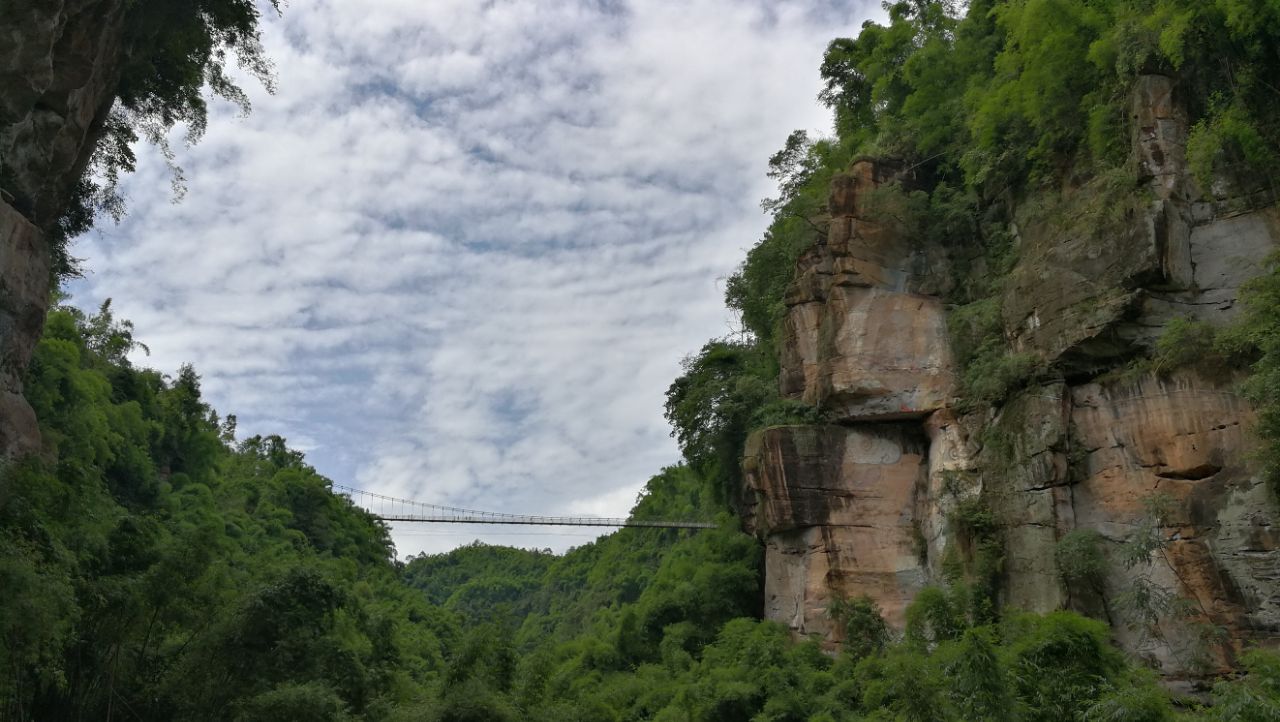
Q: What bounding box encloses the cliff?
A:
[0,0,127,457]
[0,0,271,462]
[742,75,1280,679]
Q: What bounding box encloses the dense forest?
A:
[10,300,1276,721]
[6,0,1280,719]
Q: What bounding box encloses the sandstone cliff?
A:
[0,0,127,457]
[743,75,1280,679]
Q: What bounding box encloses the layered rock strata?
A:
[779,158,955,420]
[745,156,959,649]
[742,424,928,634]
[743,75,1280,675]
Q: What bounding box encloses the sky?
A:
[71,0,882,557]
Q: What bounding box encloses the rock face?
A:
[751,157,960,647]
[742,425,928,637]
[1004,75,1280,371]
[0,0,125,458]
[744,74,1280,677]
[1,0,125,226]
[0,202,49,456]
[779,158,956,421]
[1070,372,1277,671]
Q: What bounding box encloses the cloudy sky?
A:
[71,0,881,556]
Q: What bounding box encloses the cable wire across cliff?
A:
[333,484,718,529]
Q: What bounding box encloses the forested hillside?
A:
[4,300,1279,719]
[8,0,1280,720]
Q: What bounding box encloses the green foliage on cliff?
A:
[664,341,821,505]
[1055,529,1108,593]
[1220,256,1280,485]
[727,131,858,347]
[56,0,281,277]
[947,297,1039,407]
[819,0,1280,194]
[664,341,776,503]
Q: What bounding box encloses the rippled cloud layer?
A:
[73,0,878,555]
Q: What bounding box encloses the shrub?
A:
[1220,256,1280,487]
[1055,529,1108,591]
[238,682,350,722]
[829,596,890,660]
[1209,650,1280,720]
[1152,316,1227,375]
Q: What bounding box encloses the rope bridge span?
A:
[333,484,717,529]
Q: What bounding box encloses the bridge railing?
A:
[333,484,717,529]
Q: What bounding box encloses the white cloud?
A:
[71,0,881,556]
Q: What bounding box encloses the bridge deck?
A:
[334,484,716,529]
[378,515,716,528]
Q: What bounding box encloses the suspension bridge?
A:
[333,484,718,529]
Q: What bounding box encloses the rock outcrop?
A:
[1,0,125,225]
[779,158,956,421]
[1070,371,1274,671]
[0,203,49,457]
[742,424,928,636]
[744,74,1280,677]
[0,0,126,458]
[748,157,959,649]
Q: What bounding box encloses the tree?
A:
[52,0,282,275]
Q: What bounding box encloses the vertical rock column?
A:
[743,159,957,643]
